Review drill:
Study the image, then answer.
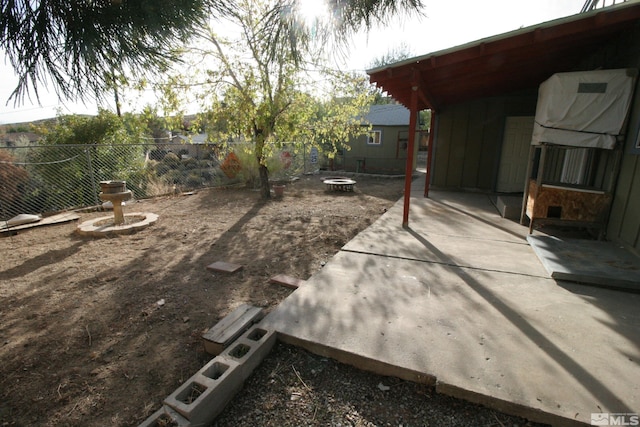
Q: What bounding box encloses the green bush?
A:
[162,152,180,169]
[26,110,148,211]
[186,172,203,188]
[165,169,184,184]
[155,162,171,176]
[230,144,286,188]
[200,168,216,182]
[183,157,198,170]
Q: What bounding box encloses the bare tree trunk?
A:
[259,162,270,199]
[111,71,122,117]
[255,131,271,199]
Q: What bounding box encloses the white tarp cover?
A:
[531,68,637,149]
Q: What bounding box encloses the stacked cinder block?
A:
[202,304,265,356]
[138,316,276,426]
[138,405,190,427]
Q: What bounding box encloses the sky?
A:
[0,0,587,125]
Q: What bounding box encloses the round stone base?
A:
[76,212,159,237]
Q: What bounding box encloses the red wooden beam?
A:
[402,86,419,228]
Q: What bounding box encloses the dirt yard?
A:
[0,175,407,426]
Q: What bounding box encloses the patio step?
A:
[496,195,522,220]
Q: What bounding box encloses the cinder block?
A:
[218,326,277,381]
[138,406,190,427]
[164,358,243,426]
[163,327,276,427]
[202,304,265,355]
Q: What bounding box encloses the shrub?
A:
[149,149,167,160]
[0,150,30,219]
[155,162,171,176]
[162,152,180,169]
[186,172,203,188]
[200,168,215,182]
[165,169,184,184]
[183,157,198,170]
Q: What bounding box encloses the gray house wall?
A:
[431,94,537,191]
[342,125,416,174]
[430,21,640,251]
[593,24,640,251]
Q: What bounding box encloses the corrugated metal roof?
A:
[365,104,410,126]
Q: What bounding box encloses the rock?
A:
[377,383,390,391]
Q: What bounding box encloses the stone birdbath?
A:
[99,180,132,225]
[76,180,158,237]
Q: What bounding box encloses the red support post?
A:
[402,87,419,228]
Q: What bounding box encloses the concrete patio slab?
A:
[527,235,640,292]
[344,226,546,277]
[262,176,640,427]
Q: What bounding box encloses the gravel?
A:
[211,342,549,427]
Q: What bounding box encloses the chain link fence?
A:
[0,142,311,222]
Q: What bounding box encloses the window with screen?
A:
[367,130,382,145]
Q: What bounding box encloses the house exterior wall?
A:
[431,94,537,191]
[155,141,214,160]
[436,23,640,251]
[592,23,640,251]
[342,125,416,174]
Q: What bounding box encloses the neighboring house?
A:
[154,133,217,160]
[173,134,216,159]
[338,104,422,174]
[367,1,640,251]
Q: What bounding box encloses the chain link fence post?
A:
[85,146,100,207]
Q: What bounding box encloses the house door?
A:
[496,116,534,193]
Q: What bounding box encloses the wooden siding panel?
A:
[478,102,503,190]
[602,24,640,249]
[433,111,453,186]
[461,101,485,188]
[446,105,470,187]
[618,160,640,249]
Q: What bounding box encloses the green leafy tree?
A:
[0,150,29,219]
[1,0,422,105]
[167,0,382,198]
[368,42,415,69]
[0,0,225,103]
[28,110,148,211]
[262,0,424,65]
